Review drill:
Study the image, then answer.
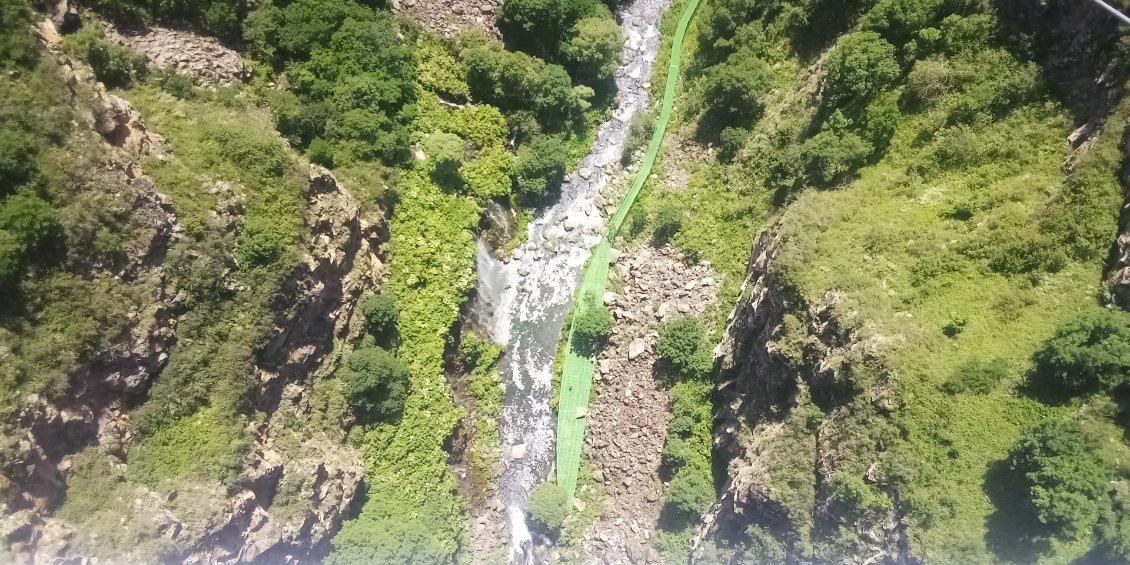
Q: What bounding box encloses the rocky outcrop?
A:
[111,25,250,86]
[391,0,501,38]
[1104,124,1130,310]
[696,228,908,564]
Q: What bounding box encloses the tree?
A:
[463,145,516,200]
[942,358,1008,394]
[825,31,900,106]
[0,193,62,255]
[514,134,568,201]
[657,316,712,379]
[718,127,749,163]
[527,481,569,534]
[666,462,714,516]
[498,0,608,61]
[360,293,399,337]
[63,26,147,89]
[1007,420,1114,540]
[339,346,410,424]
[1030,309,1130,397]
[307,137,335,168]
[0,229,21,289]
[0,0,39,69]
[799,130,873,187]
[423,132,465,192]
[0,129,38,192]
[652,203,682,245]
[700,48,773,128]
[573,299,613,353]
[563,16,623,89]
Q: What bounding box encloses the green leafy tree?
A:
[1007,420,1114,540]
[498,0,608,61]
[0,229,21,289]
[339,346,410,424]
[63,26,147,89]
[666,462,714,516]
[0,129,38,193]
[573,298,613,353]
[514,134,568,201]
[652,203,683,245]
[1030,309,1130,397]
[563,16,623,89]
[825,31,900,106]
[800,130,873,187]
[700,48,773,128]
[718,127,749,163]
[463,145,516,200]
[527,481,570,534]
[0,0,39,69]
[307,137,336,167]
[361,293,399,337]
[657,316,712,379]
[0,193,62,256]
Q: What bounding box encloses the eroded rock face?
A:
[1103,125,1130,310]
[695,229,910,565]
[4,22,386,564]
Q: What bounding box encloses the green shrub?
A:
[497,0,609,62]
[800,130,872,186]
[515,134,568,201]
[307,137,336,168]
[652,203,683,246]
[830,475,892,524]
[942,359,1007,394]
[1006,420,1114,540]
[825,31,900,106]
[64,26,147,89]
[666,462,714,516]
[463,145,515,200]
[339,345,410,424]
[743,524,787,564]
[573,299,613,353]
[149,67,195,99]
[700,48,773,128]
[0,0,39,69]
[657,316,712,379]
[361,293,399,337]
[0,128,38,192]
[0,192,62,256]
[0,229,20,288]
[563,16,623,89]
[128,406,251,486]
[527,481,570,533]
[1030,309,1130,397]
[464,46,584,132]
[621,110,654,165]
[718,127,749,163]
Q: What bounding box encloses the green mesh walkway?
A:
[556,0,701,499]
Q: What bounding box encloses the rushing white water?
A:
[469,0,673,559]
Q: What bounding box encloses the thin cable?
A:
[1087,0,1130,26]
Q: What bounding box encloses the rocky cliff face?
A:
[697,229,908,564]
[2,18,387,564]
[390,0,501,38]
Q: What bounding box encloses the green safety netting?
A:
[555,0,701,500]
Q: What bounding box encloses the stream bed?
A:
[469,0,673,558]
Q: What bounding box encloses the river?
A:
[470,0,673,559]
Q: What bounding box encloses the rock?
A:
[628,338,646,360]
[518,267,532,277]
[702,276,715,286]
[604,291,620,305]
[677,303,691,314]
[510,443,527,459]
[573,498,587,512]
[684,280,698,290]
[592,469,606,483]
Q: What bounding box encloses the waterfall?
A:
[468,0,674,559]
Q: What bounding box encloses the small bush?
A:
[627,202,647,238]
[527,481,570,534]
[657,316,712,380]
[666,463,714,516]
[905,58,952,109]
[0,229,21,289]
[0,192,63,255]
[830,475,891,524]
[825,31,900,106]
[621,110,655,166]
[800,130,873,186]
[0,128,38,191]
[64,26,147,89]
[1030,309,1130,397]
[339,346,410,424]
[514,134,568,201]
[652,203,683,246]
[1007,420,1114,540]
[573,299,613,353]
[361,293,399,337]
[150,67,195,99]
[942,359,1008,394]
[743,524,787,564]
[718,127,749,163]
[307,137,335,168]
